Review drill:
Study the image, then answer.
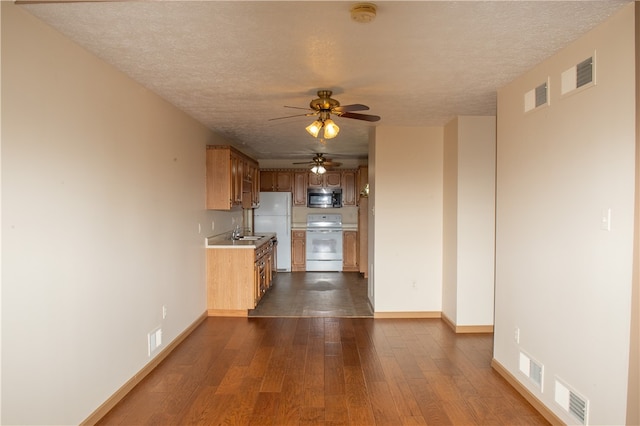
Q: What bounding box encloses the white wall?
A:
[443,116,496,327]
[371,126,443,313]
[494,4,636,424]
[1,4,242,424]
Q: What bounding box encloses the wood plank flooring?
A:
[97,316,549,425]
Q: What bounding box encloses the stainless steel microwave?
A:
[307,188,342,208]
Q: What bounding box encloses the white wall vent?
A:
[524,81,548,112]
[555,378,589,425]
[148,327,163,357]
[561,54,595,95]
[519,351,544,390]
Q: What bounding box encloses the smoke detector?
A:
[350,3,377,23]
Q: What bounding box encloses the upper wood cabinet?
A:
[308,170,341,188]
[260,170,293,192]
[243,161,260,209]
[260,168,357,208]
[341,171,357,206]
[293,172,307,206]
[206,145,259,210]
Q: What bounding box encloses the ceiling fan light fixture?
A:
[311,164,326,175]
[306,120,323,138]
[323,119,339,139]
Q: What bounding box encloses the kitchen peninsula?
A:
[206,232,276,316]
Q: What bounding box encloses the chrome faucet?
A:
[231,225,241,240]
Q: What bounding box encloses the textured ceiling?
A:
[21,0,630,163]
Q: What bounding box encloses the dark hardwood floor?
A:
[98,307,549,425]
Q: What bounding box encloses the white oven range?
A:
[305,214,343,272]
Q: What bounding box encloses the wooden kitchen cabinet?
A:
[253,241,274,304]
[260,168,357,208]
[291,230,306,271]
[293,171,307,206]
[260,170,293,192]
[343,230,359,272]
[308,170,341,188]
[243,161,260,208]
[206,238,275,315]
[206,145,259,210]
[341,171,357,206]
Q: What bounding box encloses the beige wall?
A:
[371,126,443,312]
[494,4,636,424]
[628,4,640,425]
[443,116,496,327]
[442,119,459,320]
[1,3,241,424]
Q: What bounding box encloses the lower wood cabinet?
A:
[291,230,306,271]
[343,230,359,272]
[206,239,275,315]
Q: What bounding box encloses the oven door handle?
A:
[306,229,342,233]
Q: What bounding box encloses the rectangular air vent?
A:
[535,82,548,107]
[524,81,549,112]
[576,57,593,88]
[519,351,544,390]
[561,54,595,95]
[555,378,589,425]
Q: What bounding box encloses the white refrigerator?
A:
[254,192,292,272]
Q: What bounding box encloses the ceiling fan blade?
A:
[323,162,342,167]
[283,106,314,111]
[338,112,381,122]
[333,104,369,113]
[268,112,316,121]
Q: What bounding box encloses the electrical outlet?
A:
[162,305,167,319]
[514,327,520,344]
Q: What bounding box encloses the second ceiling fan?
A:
[270,90,381,139]
[293,153,341,174]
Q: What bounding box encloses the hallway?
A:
[249,272,373,318]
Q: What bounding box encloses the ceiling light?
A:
[306,120,323,138]
[350,3,377,23]
[323,119,339,139]
[306,117,340,139]
[310,164,326,175]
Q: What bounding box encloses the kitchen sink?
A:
[235,236,262,241]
